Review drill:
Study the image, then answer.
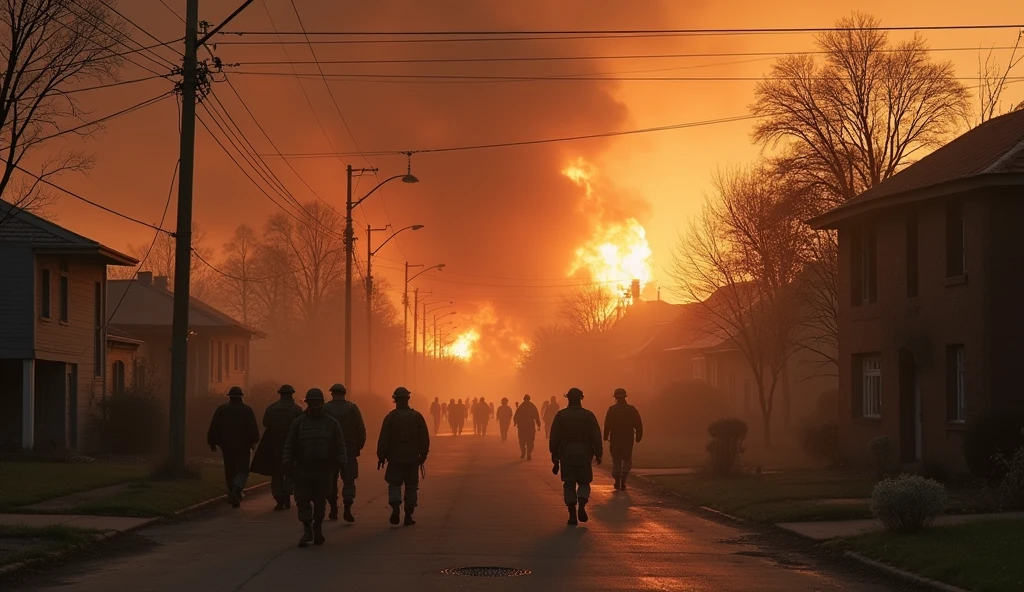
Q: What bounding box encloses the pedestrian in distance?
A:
[282,388,347,548]
[477,397,491,436]
[471,397,481,435]
[542,395,559,439]
[441,400,449,425]
[448,398,457,435]
[604,388,644,491]
[455,399,466,435]
[513,394,541,460]
[377,387,430,526]
[430,397,442,435]
[207,386,260,508]
[323,383,366,523]
[496,398,513,443]
[250,384,303,510]
[550,387,603,526]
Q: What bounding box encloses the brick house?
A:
[0,202,137,451]
[809,110,1024,473]
[106,272,262,399]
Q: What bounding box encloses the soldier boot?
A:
[578,498,589,523]
[389,502,401,525]
[343,502,355,523]
[328,500,339,521]
[567,504,578,526]
[404,508,416,526]
[621,474,628,490]
[298,520,314,548]
[273,499,286,511]
[613,476,621,490]
[313,520,325,545]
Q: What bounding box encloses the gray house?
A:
[0,202,136,452]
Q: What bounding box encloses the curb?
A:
[842,552,971,592]
[0,480,269,579]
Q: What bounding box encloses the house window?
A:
[692,357,707,381]
[728,373,737,408]
[906,214,919,298]
[948,345,966,422]
[858,354,882,418]
[59,273,69,323]
[946,201,965,277]
[216,341,223,382]
[112,360,126,395]
[41,269,51,318]
[850,227,878,306]
[210,343,215,381]
[240,346,247,371]
[223,342,230,377]
[94,282,102,377]
[743,378,752,413]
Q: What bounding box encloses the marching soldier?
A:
[550,388,603,526]
[542,395,559,439]
[323,383,366,523]
[377,387,430,526]
[512,394,541,460]
[250,384,303,510]
[496,397,513,443]
[207,386,260,508]
[604,388,644,491]
[430,397,443,435]
[282,388,347,547]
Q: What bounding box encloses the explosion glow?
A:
[445,329,481,361]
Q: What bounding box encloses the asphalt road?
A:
[9,429,926,591]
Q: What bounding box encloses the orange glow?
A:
[445,329,481,361]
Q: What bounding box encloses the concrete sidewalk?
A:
[778,511,1024,540]
[0,513,156,533]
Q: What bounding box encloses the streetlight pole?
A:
[404,262,444,383]
[343,166,419,390]
[366,224,422,394]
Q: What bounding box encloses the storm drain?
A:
[441,567,532,577]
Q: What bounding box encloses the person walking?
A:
[455,399,466,436]
[542,395,559,439]
[496,398,513,443]
[250,384,302,510]
[377,387,430,526]
[550,388,603,526]
[323,383,366,523]
[282,388,347,547]
[207,386,260,508]
[604,388,644,491]
[512,394,541,460]
[429,397,442,435]
[448,398,457,435]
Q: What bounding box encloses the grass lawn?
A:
[830,519,1024,592]
[631,438,823,471]
[0,462,151,510]
[0,524,101,567]
[648,470,876,523]
[69,469,268,518]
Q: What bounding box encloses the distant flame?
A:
[563,159,653,296]
[445,329,480,361]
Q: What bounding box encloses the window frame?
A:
[692,356,707,381]
[40,268,51,319]
[860,354,882,419]
[59,273,69,323]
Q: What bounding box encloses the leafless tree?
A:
[0,0,128,217]
[248,241,295,336]
[264,201,344,325]
[557,284,620,335]
[972,32,1024,126]
[110,221,217,301]
[669,165,808,446]
[219,224,262,327]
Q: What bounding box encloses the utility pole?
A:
[411,287,419,387]
[344,165,354,389]
[366,223,373,395]
[167,0,200,473]
[403,263,409,383]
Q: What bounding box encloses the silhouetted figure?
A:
[324,383,366,523]
[496,398,513,443]
[471,397,481,435]
[441,401,448,425]
[250,384,302,510]
[550,388,603,526]
[455,399,467,435]
[475,397,491,435]
[377,387,430,526]
[513,394,541,460]
[489,402,495,419]
[448,398,457,435]
[282,388,347,547]
[542,396,559,439]
[430,397,442,435]
[207,386,260,508]
[604,388,644,491]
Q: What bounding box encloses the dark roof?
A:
[0,200,137,265]
[107,277,264,337]
[810,109,1024,228]
[605,299,684,360]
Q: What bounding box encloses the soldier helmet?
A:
[613,388,627,399]
[523,394,531,402]
[304,388,325,402]
[227,386,244,398]
[501,397,508,404]
[329,383,347,395]
[277,384,296,395]
[393,386,412,399]
[565,387,584,401]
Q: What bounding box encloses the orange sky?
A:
[36,0,1024,359]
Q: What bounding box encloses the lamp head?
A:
[402,174,419,184]
[411,225,424,231]
[437,264,446,270]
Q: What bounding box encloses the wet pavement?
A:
[5,431,927,591]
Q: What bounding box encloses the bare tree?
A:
[264,202,344,325]
[973,32,1024,126]
[219,224,262,327]
[110,221,217,301]
[669,165,807,445]
[0,0,127,216]
[249,241,295,336]
[557,284,620,335]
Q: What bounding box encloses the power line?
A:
[156,0,186,24]
[94,0,184,60]
[66,0,180,75]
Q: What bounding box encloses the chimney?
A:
[137,271,153,285]
[630,279,641,304]
[154,276,169,291]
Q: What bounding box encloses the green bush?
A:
[963,414,1024,482]
[799,421,840,465]
[95,388,164,454]
[706,418,748,476]
[870,474,946,533]
[868,435,894,479]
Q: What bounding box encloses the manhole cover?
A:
[441,567,531,577]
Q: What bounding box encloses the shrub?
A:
[994,436,1024,509]
[868,435,894,479]
[799,421,840,465]
[95,387,164,454]
[706,417,748,476]
[963,414,1024,482]
[870,474,946,533]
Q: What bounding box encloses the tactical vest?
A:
[324,399,360,448]
[265,400,301,432]
[293,414,337,463]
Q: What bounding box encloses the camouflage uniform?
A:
[206,389,260,507]
[377,388,430,525]
[550,389,603,524]
[324,386,366,520]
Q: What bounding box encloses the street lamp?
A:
[433,312,457,358]
[365,224,423,395]
[405,263,445,383]
[423,301,453,366]
[345,164,419,390]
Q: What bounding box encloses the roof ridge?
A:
[0,200,100,246]
[982,133,1024,174]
